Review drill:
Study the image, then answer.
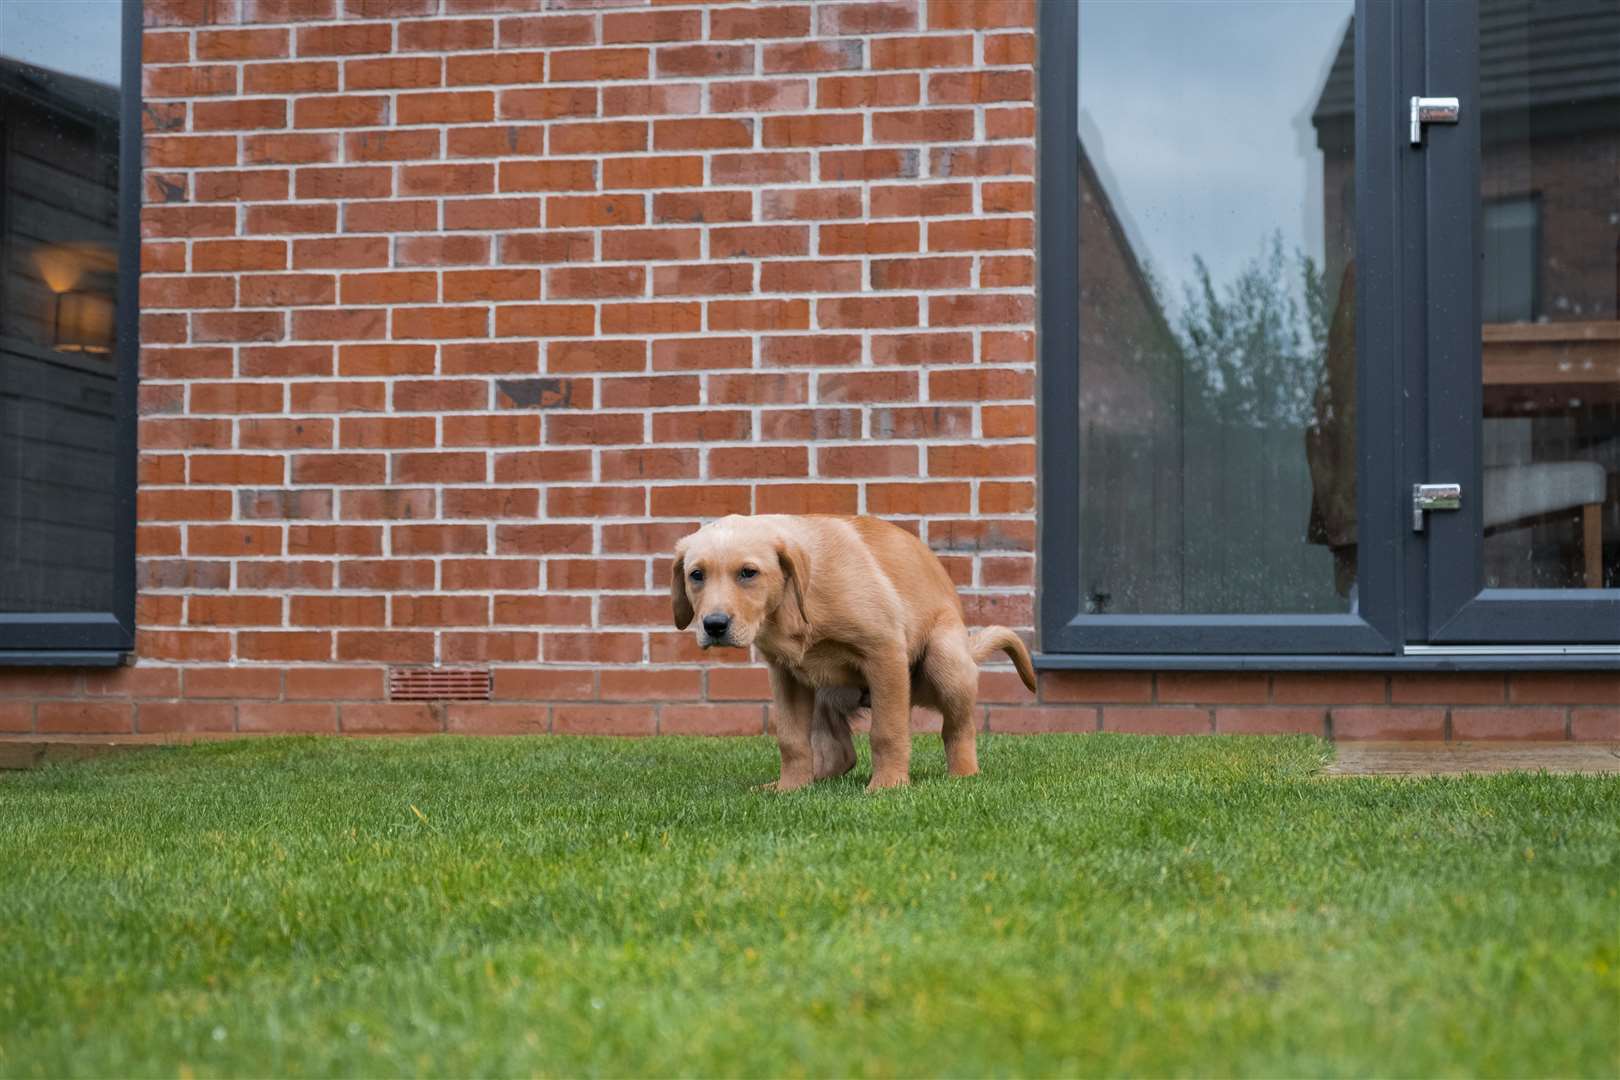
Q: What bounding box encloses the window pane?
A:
[0,1,124,613]
[1076,1,1356,615]
[1479,4,1619,590]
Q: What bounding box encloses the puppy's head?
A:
[671,516,808,649]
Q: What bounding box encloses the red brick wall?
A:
[0,0,1613,742]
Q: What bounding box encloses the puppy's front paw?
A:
[759,776,811,793]
[864,773,910,793]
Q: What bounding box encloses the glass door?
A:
[1039,0,1404,654]
[1421,1,1620,644]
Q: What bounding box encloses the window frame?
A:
[1034,0,1619,671]
[0,0,139,666]
[1420,0,1620,646]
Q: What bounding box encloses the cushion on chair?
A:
[1482,462,1608,529]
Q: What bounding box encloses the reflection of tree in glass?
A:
[1151,231,1332,430]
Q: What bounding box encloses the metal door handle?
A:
[1413,483,1462,531]
[1410,96,1459,145]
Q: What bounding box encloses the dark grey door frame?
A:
[1037,0,1403,655]
[1419,1,1620,644]
[0,0,139,664]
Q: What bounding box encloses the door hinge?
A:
[1409,96,1460,145]
[1413,483,1462,531]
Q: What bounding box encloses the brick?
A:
[295,237,390,269]
[874,108,974,143]
[874,184,972,220]
[818,295,918,329]
[759,409,860,441]
[762,262,864,295]
[601,83,699,117]
[819,2,919,35]
[1103,707,1212,735]
[1571,709,1620,740]
[822,222,919,256]
[711,5,810,39]
[1270,673,1385,707]
[764,40,863,74]
[245,61,340,94]
[493,668,596,702]
[1451,708,1567,741]
[145,64,237,98]
[298,23,391,56]
[346,56,442,90]
[661,704,765,736]
[871,257,968,290]
[136,703,235,735]
[821,148,919,181]
[928,69,1033,105]
[603,9,700,43]
[818,444,917,477]
[932,144,1033,178]
[37,703,135,735]
[240,703,339,734]
[286,667,385,700]
[1389,673,1506,705]
[496,12,593,46]
[1331,708,1446,741]
[401,162,494,196]
[345,129,441,162]
[550,47,648,82]
[147,136,238,169]
[871,34,972,69]
[928,1,1034,30]
[1215,708,1327,736]
[929,294,1034,327]
[989,706,1096,734]
[295,94,388,128]
[756,483,859,515]
[200,26,291,60]
[712,152,810,184]
[1157,673,1270,705]
[1508,672,1620,704]
[712,79,809,113]
[654,118,753,151]
[238,631,332,662]
[554,704,656,737]
[340,271,438,306]
[399,19,494,52]
[343,703,441,733]
[340,560,436,590]
[867,483,970,516]
[445,703,546,735]
[983,181,1034,214]
[337,633,435,665]
[930,218,1034,252]
[446,199,542,232]
[763,113,862,148]
[397,235,490,266]
[547,193,645,227]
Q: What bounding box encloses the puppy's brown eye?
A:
[738,566,758,580]
[689,568,704,583]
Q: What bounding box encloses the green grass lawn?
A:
[1,735,1616,1078]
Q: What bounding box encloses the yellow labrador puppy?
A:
[671,514,1036,791]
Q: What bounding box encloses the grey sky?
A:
[1,0,123,86]
[1078,0,1352,314]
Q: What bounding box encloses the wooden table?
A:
[1483,320,1620,413]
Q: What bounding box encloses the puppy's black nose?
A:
[702,613,731,639]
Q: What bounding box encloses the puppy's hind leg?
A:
[811,688,859,780]
[922,626,982,778]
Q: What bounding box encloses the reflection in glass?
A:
[1479,2,1619,589]
[1076,2,1355,614]
[0,1,124,613]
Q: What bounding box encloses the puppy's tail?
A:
[969,626,1037,693]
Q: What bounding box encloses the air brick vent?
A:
[389,667,492,702]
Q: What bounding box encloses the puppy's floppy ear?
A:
[670,541,694,630]
[775,534,811,622]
